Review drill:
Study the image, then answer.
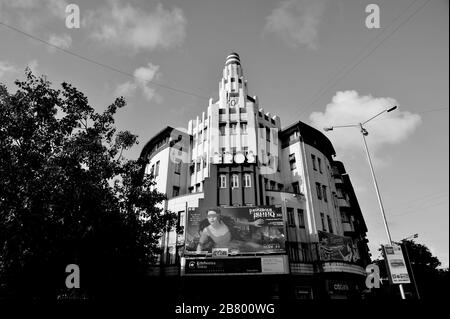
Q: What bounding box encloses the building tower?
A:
[139,53,371,300]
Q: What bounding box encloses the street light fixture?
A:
[323,106,408,299]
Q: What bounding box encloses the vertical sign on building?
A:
[382,244,411,284]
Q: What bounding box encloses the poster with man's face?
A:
[184,206,286,255]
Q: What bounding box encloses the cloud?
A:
[310,90,422,155]
[264,0,327,49]
[48,34,72,51]
[0,0,68,32]
[115,63,163,103]
[0,61,18,80]
[84,1,186,53]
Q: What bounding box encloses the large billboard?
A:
[382,244,411,284]
[184,206,285,255]
[318,231,360,263]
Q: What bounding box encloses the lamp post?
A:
[323,106,407,299]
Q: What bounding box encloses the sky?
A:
[0,0,448,267]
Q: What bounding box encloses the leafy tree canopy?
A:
[0,70,176,300]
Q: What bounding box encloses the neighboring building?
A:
[139,53,371,300]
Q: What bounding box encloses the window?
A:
[219,123,226,136]
[327,215,333,234]
[318,157,322,173]
[240,122,247,134]
[230,123,237,135]
[196,183,201,192]
[287,207,295,227]
[243,146,249,155]
[278,183,284,191]
[219,109,226,114]
[231,147,237,155]
[230,77,235,82]
[266,127,271,142]
[239,108,247,114]
[311,154,317,170]
[289,153,296,170]
[243,173,251,187]
[341,212,349,223]
[155,161,160,177]
[231,174,239,188]
[297,209,305,228]
[203,128,208,141]
[219,174,227,188]
[270,181,276,190]
[316,183,322,200]
[196,161,201,171]
[188,186,194,194]
[150,164,155,176]
[172,186,180,197]
[203,156,207,168]
[322,185,327,202]
[292,182,300,194]
[174,160,181,174]
[229,108,237,114]
[320,213,326,231]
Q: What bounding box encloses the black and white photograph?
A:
[0,0,448,315]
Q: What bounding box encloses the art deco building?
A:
[140,53,371,300]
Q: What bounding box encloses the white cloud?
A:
[85,1,186,53]
[0,0,68,32]
[264,0,327,50]
[115,63,162,103]
[310,90,422,155]
[48,34,72,51]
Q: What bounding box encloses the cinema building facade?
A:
[140,53,371,300]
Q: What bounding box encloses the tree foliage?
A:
[374,239,449,300]
[0,70,176,300]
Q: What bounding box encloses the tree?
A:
[374,239,449,300]
[0,70,177,300]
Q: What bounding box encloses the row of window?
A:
[315,182,328,202]
[219,108,246,114]
[219,122,247,135]
[287,208,305,228]
[149,161,160,177]
[320,213,334,233]
[219,174,252,189]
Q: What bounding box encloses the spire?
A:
[221,52,245,96]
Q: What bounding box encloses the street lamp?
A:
[323,106,407,298]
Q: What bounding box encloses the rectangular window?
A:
[322,185,327,202]
[278,183,284,191]
[231,174,239,188]
[289,153,296,170]
[316,183,322,200]
[318,157,322,173]
[287,207,295,227]
[327,216,333,234]
[311,154,317,170]
[230,123,237,135]
[292,182,300,194]
[243,146,248,155]
[150,164,155,176]
[155,161,160,177]
[297,209,305,228]
[174,160,181,174]
[231,147,237,155]
[219,109,226,114]
[240,122,247,134]
[203,128,208,141]
[172,186,180,197]
[195,183,201,192]
[196,161,201,171]
[266,127,271,142]
[229,108,237,114]
[270,181,276,190]
[219,174,227,188]
[239,108,247,113]
[243,173,251,188]
[320,213,326,231]
[219,123,226,135]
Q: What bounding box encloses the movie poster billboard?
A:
[318,231,360,263]
[382,244,411,284]
[184,206,285,255]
